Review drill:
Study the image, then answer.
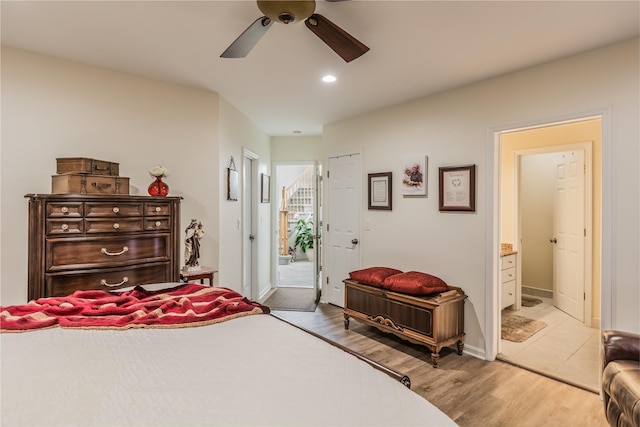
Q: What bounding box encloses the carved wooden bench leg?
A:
[344,314,350,330]
[457,340,464,356]
[430,352,440,368]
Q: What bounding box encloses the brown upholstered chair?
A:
[601,330,640,427]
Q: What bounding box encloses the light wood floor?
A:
[274,303,609,427]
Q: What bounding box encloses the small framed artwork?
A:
[227,168,238,201]
[261,173,270,203]
[439,164,476,212]
[368,172,392,210]
[402,156,427,196]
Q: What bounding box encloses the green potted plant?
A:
[294,218,314,254]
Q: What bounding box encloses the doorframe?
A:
[486,108,611,361]
[513,142,593,327]
[243,148,259,300]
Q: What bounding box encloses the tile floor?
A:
[499,295,601,393]
[277,259,314,288]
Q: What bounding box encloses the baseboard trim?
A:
[521,286,553,299]
[462,344,485,361]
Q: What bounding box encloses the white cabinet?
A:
[500,253,519,310]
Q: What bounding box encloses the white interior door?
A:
[552,150,585,321]
[325,153,361,307]
[243,150,259,299]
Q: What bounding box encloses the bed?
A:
[0,283,456,427]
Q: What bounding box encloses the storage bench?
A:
[343,279,467,367]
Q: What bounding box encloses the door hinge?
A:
[326,277,329,284]
[327,223,330,231]
[584,292,586,301]
[327,170,330,178]
[584,228,587,237]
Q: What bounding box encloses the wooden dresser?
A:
[343,279,466,368]
[26,194,181,300]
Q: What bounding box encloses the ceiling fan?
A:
[221,0,369,63]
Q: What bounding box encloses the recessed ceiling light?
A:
[321,74,337,83]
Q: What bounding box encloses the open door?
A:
[325,152,361,307]
[552,150,586,322]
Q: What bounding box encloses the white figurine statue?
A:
[184,219,204,270]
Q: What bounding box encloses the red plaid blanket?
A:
[0,284,269,332]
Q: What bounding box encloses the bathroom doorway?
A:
[497,117,602,392]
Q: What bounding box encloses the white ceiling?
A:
[2,1,638,136]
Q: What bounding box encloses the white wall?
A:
[322,39,640,353]
[218,98,272,298]
[0,47,271,304]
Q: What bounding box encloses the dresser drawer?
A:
[502,280,516,309]
[47,235,170,271]
[85,202,143,218]
[85,218,143,234]
[46,219,84,235]
[501,267,516,283]
[145,218,171,231]
[501,254,516,270]
[145,202,172,216]
[47,202,83,218]
[46,263,171,296]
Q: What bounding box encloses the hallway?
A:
[499,295,600,392]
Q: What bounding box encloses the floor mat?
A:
[501,312,547,343]
[263,287,317,312]
[521,296,543,307]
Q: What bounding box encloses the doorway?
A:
[497,117,602,392]
[268,162,319,311]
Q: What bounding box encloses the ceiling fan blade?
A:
[305,14,369,62]
[221,16,273,58]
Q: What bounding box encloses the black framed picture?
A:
[439,165,476,212]
[368,172,392,210]
[227,168,238,201]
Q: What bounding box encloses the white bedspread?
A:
[1,307,456,426]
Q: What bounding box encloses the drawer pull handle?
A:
[61,224,69,232]
[112,207,120,214]
[100,277,129,287]
[155,206,162,212]
[155,221,162,227]
[113,222,120,229]
[101,246,129,256]
[61,207,69,214]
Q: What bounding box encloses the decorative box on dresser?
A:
[500,252,520,310]
[26,194,181,300]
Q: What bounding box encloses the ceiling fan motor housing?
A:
[257,0,316,24]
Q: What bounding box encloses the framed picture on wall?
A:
[261,174,270,203]
[227,168,238,201]
[402,156,427,196]
[439,164,476,212]
[368,172,392,210]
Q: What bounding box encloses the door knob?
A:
[249,234,255,241]
[351,239,359,245]
[549,237,557,244]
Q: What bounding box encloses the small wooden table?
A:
[180,266,217,286]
